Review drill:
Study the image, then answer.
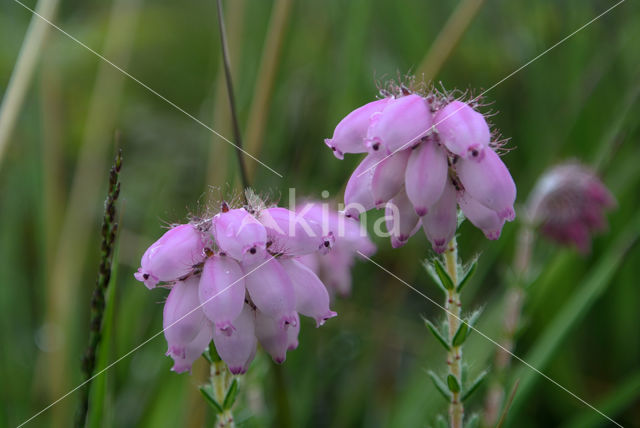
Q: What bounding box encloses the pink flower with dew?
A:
[134,203,338,373]
[527,162,616,253]
[134,224,208,289]
[325,88,516,252]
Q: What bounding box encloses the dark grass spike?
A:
[75,148,122,428]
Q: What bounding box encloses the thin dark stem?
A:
[75,148,122,427]
[216,0,250,197]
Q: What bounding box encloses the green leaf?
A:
[447,374,460,393]
[462,369,489,402]
[452,322,469,347]
[424,318,450,351]
[424,262,447,294]
[223,378,239,410]
[427,371,452,401]
[457,259,477,292]
[199,385,223,414]
[464,308,483,342]
[464,413,480,428]
[433,258,455,290]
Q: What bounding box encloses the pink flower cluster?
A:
[325,92,516,252]
[527,162,616,253]
[296,201,376,296]
[134,204,338,374]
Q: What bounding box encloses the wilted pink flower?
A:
[134,202,338,373]
[325,89,516,252]
[296,201,376,296]
[527,162,615,252]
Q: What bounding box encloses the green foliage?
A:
[199,385,224,415]
[428,371,452,401]
[424,318,451,351]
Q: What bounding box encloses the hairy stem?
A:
[211,360,235,428]
[444,237,464,428]
[215,0,250,196]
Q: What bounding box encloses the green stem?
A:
[211,360,235,428]
[443,237,464,428]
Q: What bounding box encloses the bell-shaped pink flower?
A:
[199,255,246,335]
[169,321,213,374]
[405,139,448,216]
[371,148,411,207]
[242,257,296,328]
[458,192,505,240]
[365,94,433,154]
[255,310,298,364]
[213,303,257,374]
[456,147,516,221]
[385,188,420,248]
[421,181,457,253]
[324,98,390,159]
[258,207,334,256]
[278,258,337,326]
[163,276,207,359]
[213,208,267,266]
[344,153,382,218]
[134,224,207,289]
[434,100,490,159]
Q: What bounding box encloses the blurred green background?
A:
[1,0,640,427]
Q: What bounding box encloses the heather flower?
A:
[325,87,516,252]
[134,202,338,373]
[527,162,615,252]
[296,201,376,296]
[134,224,208,289]
[324,98,390,159]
